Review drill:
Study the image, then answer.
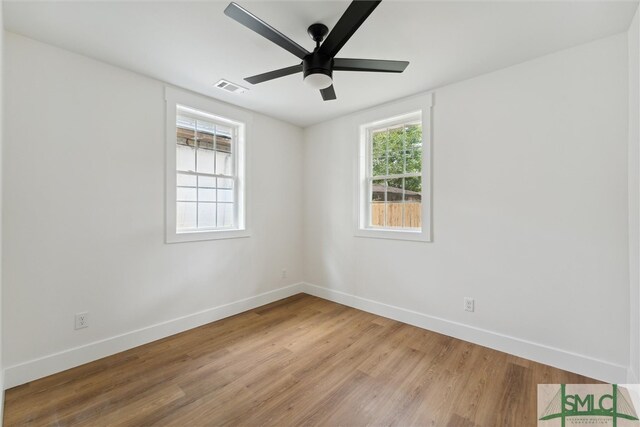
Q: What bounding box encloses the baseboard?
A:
[3,283,304,389]
[302,282,628,384]
[4,281,629,389]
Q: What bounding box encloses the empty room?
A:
[0,0,639,425]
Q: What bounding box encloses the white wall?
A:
[0,0,5,417]
[2,33,304,387]
[629,6,640,384]
[303,33,630,382]
[1,26,634,389]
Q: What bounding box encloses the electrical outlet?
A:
[75,312,89,329]
[464,298,474,312]
[281,269,287,279]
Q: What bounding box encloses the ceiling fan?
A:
[224,0,409,101]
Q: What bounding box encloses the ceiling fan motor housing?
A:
[303,52,333,80]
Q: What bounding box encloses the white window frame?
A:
[355,92,433,242]
[165,86,251,243]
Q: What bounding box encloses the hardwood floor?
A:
[4,294,597,426]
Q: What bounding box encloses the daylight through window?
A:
[367,113,422,230]
[175,107,238,232]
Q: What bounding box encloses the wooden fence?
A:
[371,202,421,228]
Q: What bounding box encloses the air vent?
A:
[215,79,248,94]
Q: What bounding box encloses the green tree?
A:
[372,124,422,193]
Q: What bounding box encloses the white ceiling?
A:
[4,1,638,127]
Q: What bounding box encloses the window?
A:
[165,87,249,243]
[356,93,432,241]
[175,109,236,231]
[368,113,422,229]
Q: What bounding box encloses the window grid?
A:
[366,115,422,230]
[176,110,237,232]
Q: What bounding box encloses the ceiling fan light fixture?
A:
[224,1,409,102]
[304,72,333,90]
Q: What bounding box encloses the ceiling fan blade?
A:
[320,85,337,101]
[224,2,310,60]
[245,64,303,84]
[334,58,409,73]
[318,0,381,58]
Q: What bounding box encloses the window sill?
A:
[355,227,431,242]
[166,228,250,244]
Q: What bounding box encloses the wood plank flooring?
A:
[4,294,597,426]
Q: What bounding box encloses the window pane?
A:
[404,176,422,199]
[177,116,196,147]
[387,152,404,175]
[177,173,196,187]
[385,201,404,228]
[403,202,421,229]
[177,202,197,230]
[216,151,232,175]
[217,203,233,227]
[371,202,386,227]
[371,179,386,227]
[177,187,196,202]
[388,125,406,175]
[197,144,215,174]
[216,125,233,153]
[198,188,216,202]
[217,190,233,203]
[386,178,404,228]
[387,178,403,202]
[372,130,387,158]
[196,119,214,130]
[177,145,195,172]
[372,130,387,177]
[197,123,215,150]
[406,149,422,174]
[405,123,422,174]
[218,177,233,189]
[178,115,196,127]
[405,123,422,150]
[371,179,386,202]
[198,175,215,188]
[404,176,422,229]
[372,155,386,177]
[388,125,404,152]
[198,203,216,228]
